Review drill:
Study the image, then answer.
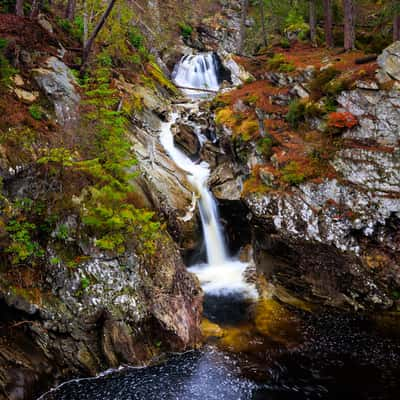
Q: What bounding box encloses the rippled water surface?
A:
[41,297,400,400]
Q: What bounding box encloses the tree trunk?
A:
[83,0,89,46]
[259,0,268,47]
[323,0,334,47]
[81,0,118,73]
[343,0,355,50]
[65,0,76,21]
[239,0,249,55]
[394,15,400,41]
[309,0,317,45]
[30,0,42,18]
[15,0,24,16]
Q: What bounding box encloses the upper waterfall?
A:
[172,53,221,95]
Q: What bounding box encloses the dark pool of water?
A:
[40,300,400,400]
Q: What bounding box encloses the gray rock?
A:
[33,57,80,127]
[377,41,400,83]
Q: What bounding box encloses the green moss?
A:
[147,61,179,95]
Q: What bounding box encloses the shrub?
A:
[28,104,44,120]
[281,161,306,185]
[327,111,358,129]
[286,99,306,128]
[257,137,273,158]
[128,29,145,50]
[0,38,16,86]
[179,23,193,40]
[308,67,340,99]
[268,53,295,72]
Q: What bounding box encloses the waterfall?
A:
[172,53,221,95]
[160,112,257,299]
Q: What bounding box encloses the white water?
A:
[172,53,221,95]
[160,108,257,299]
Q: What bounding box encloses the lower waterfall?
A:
[160,111,257,298]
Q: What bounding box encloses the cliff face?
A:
[208,44,400,312]
[0,14,202,400]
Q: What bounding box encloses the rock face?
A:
[241,67,400,311]
[377,40,400,85]
[210,44,400,312]
[33,57,80,127]
[0,236,202,399]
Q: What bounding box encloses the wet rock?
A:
[209,162,242,201]
[172,123,201,156]
[33,57,80,127]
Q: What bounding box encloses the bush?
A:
[286,100,306,128]
[308,67,340,99]
[0,38,16,86]
[257,137,273,158]
[128,29,145,50]
[268,53,295,72]
[28,104,44,120]
[327,111,358,130]
[281,161,306,185]
[179,23,193,40]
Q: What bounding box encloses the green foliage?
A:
[80,276,90,290]
[284,10,309,40]
[55,224,69,241]
[281,161,306,185]
[257,137,273,158]
[179,22,193,40]
[280,38,291,49]
[0,38,16,86]
[308,67,340,99]
[286,100,305,128]
[77,68,162,255]
[267,53,295,72]
[28,104,44,120]
[56,16,84,42]
[286,99,323,128]
[5,219,44,264]
[128,28,145,50]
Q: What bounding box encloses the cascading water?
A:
[160,114,256,298]
[172,53,221,96]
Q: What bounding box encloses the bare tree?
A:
[323,0,334,47]
[81,0,118,73]
[239,0,249,54]
[309,0,317,45]
[66,0,76,21]
[393,1,400,41]
[15,0,24,16]
[259,0,268,47]
[343,0,355,50]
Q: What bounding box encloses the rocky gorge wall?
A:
[0,14,204,400]
[202,43,400,313]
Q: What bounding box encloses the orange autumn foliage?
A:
[327,112,358,129]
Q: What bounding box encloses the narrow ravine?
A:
[37,53,400,400]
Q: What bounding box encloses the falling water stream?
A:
[39,53,400,400]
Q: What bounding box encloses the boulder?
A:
[33,57,80,127]
[172,123,201,156]
[377,41,400,85]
